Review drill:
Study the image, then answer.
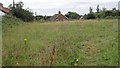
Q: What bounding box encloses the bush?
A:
[65,11,80,19]
[102,11,113,17]
[9,1,34,22]
[13,8,34,22]
[38,19,46,23]
[83,13,96,19]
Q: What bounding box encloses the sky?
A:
[0,0,120,16]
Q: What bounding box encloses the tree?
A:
[94,12,103,19]
[112,8,117,11]
[65,11,80,19]
[103,10,113,17]
[89,7,93,14]
[102,7,106,12]
[96,5,100,12]
[15,1,24,9]
[9,1,34,22]
[35,15,44,20]
[83,13,96,19]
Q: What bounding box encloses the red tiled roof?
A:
[0,7,10,13]
[49,14,68,21]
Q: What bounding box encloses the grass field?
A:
[2,19,118,66]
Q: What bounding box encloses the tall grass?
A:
[2,19,118,66]
[2,15,23,32]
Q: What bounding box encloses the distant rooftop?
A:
[0,3,10,14]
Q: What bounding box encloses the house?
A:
[0,7,10,13]
[0,11,5,15]
[0,3,10,14]
[49,11,68,21]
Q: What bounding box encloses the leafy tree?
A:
[95,12,103,19]
[83,13,96,19]
[89,7,93,14]
[8,1,34,22]
[103,10,113,17]
[96,5,100,12]
[112,8,117,11]
[84,5,119,19]
[65,11,80,19]
[102,7,106,12]
[35,15,44,20]
[35,15,51,21]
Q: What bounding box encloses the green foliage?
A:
[9,1,34,22]
[95,10,120,19]
[2,15,23,32]
[65,11,80,19]
[38,19,46,23]
[83,13,96,19]
[35,15,51,21]
[95,12,103,19]
[103,10,113,17]
[83,6,119,19]
[35,15,44,20]
[13,8,34,22]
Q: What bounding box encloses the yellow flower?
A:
[24,38,27,41]
[16,62,19,65]
[74,63,78,66]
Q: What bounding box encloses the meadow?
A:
[2,19,118,66]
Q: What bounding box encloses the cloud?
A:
[0,0,119,15]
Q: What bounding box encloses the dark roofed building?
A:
[49,11,68,21]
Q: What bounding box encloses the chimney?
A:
[58,11,61,14]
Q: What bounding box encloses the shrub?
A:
[9,1,34,22]
[13,8,34,22]
[65,11,80,19]
[83,13,96,19]
[38,19,46,23]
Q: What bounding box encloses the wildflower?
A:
[24,38,28,45]
[74,63,78,66]
[16,62,19,65]
[76,59,79,62]
[24,38,27,41]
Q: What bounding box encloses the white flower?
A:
[76,59,79,61]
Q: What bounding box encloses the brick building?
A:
[49,11,68,21]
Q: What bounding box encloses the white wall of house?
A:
[0,11,5,16]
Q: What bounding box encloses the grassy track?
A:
[2,19,118,66]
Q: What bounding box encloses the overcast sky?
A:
[0,0,120,16]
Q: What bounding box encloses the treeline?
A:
[6,1,120,22]
[35,5,120,21]
[83,5,120,19]
[35,11,81,22]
